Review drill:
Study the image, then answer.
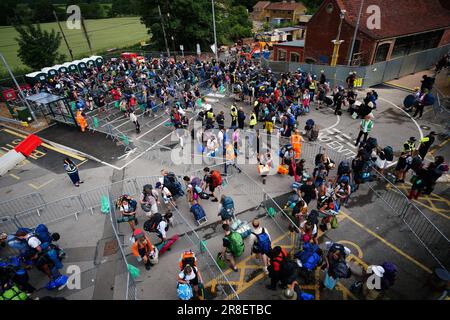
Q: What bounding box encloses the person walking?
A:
[418,131,437,159]
[63,158,83,187]
[216,111,225,130]
[117,195,138,232]
[290,129,303,160]
[250,219,271,275]
[249,111,257,129]
[220,224,240,272]
[129,111,141,134]
[237,107,246,130]
[355,115,374,146]
[230,104,238,128]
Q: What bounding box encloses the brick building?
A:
[304,0,450,65]
[252,1,308,25]
[273,40,305,62]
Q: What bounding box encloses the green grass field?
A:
[0,17,149,73]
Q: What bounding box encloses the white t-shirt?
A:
[26,234,41,249]
[179,267,198,281]
[157,220,168,238]
[300,220,318,236]
[249,227,272,244]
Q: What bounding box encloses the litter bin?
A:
[16,107,33,123]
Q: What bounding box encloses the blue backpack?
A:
[253,228,271,254]
[34,224,52,244]
[288,114,295,126]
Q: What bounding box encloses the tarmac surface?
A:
[0,69,449,300]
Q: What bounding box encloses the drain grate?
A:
[103,239,119,256]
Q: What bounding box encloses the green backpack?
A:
[228,232,245,257]
[0,285,28,300]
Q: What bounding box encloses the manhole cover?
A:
[421,125,431,130]
[103,239,119,256]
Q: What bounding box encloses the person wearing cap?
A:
[155,179,177,209]
[403,137,417,155]
[418,131,437,159]
[131,229,156,270]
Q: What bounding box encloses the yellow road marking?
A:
[209,214,349,299]
[9,173,20,180]
[338,240,364,259]
[340,211,433,274]
[77,159,89,167]
[2,128,86,161]
[387,183,450,220]
[28,178,55,190]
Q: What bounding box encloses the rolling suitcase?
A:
[190,203,207,225]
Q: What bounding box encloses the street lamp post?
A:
[211,0,219,62]
[348,0,365,66]
[330,10,346,67]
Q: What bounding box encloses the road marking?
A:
[2,128,86,161]
[77,159,89,167]
[340,210,433,274]
[207,93,225,98]
[335,135,345,142]
[323,115,340,132]
[28,178,55,190]
[346,142,357,149]
[135,118,169,140]
[9,173,20,180]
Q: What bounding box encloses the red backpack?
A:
[210,170,222,187]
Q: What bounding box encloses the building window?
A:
[391,30,444,59]
[278,49,287,61]
[290,52,300,62]
[374,43,391,63]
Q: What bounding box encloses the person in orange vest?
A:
[131,229,156,270]
[290,129,303,159]
[75,111,87,132]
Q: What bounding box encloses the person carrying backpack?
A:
[250,219,271,275]
[220,224,242,272]
[116,195,138,231]
[140,184,160,216]
[218,195,235,225]
[177,264,204,300]
[321,242,352,290]
[155,212,172,245]
[203,167,222,202]
[267,246,295,290]
[131,229,156,271]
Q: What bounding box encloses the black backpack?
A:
[338,160,351,175]
[143,213,163,232]
[307,210,319,225]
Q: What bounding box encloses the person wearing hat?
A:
[131,229,156,270]
[403,137,417,155]
[418,131,437,159]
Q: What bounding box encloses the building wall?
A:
[273,46,304,62]
[304,0,377,65]
[438,28,450,46]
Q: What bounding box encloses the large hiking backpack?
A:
[305,119,315,128]
[307,210,320,225]
[220,197,235,220]
[228,232,245,257]
[383,146,394,161]
[190,203,206,222]
[338,160,351,176]
[334,261,351,279]
[210,170,222,187]
[365,137,378,151]
[34,224,53,244]
[179,250,197,270]
[143,213,163,232]
[253,228,271,254]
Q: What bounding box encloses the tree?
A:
[0,0,18,26]
[14,22,65,70]
[137,0,252,51]
[31,0,55,23]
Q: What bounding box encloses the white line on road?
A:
[342,133,352,140]
[335,135,345,141]
[135,118,169,140]
[346,142,357,149]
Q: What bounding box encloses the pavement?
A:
[0,73,449,300]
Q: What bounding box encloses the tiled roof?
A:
[267,1,306,11]
[253,1,271,10]
[335,0,450,39]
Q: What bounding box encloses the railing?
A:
[0,192,45,218]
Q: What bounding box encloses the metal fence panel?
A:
[382,58,403,82]
[398,54,419,78]
[0,193,45,217]
[364,61,387,87]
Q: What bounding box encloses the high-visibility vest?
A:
[230,106,237,119]
[291,134,302,150]
[309,81,316,91]
[249,113,257,126]
[403,141,415,153]
[225,144,235,161]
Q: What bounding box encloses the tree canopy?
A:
[14,22,65,70]
[137,0,252,52]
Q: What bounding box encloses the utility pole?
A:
[53,10,74,61]
[158,5,170,58]
[347,0,365,66]
[211,0,218,62]
[0,53,37,122]
[80,15,93,56]
[167,13,177,62]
